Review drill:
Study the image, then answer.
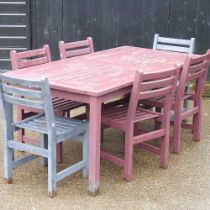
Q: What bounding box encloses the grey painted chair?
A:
[0,74,89,197]
[153,34,196,110]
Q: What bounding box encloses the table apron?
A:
[51,85,132,105]
[52,89,90,104]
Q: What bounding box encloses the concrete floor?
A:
[0,99,210,210]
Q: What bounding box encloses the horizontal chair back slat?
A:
[189,61,208,74]
[59,37,94,59]
[10,45,51,70]
[0,75,42,88]
[3,94,44,110]
[2,83,43,99]
[153,34,195,54]
[157,37,192,46]
[156,44,190,53]
[187,69,206,82]
[142,68,180,81]
[64,39,89,49]
[139,86,173,100]
[66,48,92,58]
[190,54,208,65]
[141,77,175,91]
[18,57,49,69]
[16,48,48,59]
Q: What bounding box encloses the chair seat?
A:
[102,103,161,130]
[14,113,88,142]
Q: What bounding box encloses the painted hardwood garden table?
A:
[5,46,188,195]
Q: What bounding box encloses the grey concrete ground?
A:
[0,99,210,210]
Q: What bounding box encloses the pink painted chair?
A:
[101,66,179,181]
[142,50,210,154]
[172,51,210,153]
[58,37,94,59]
[10,45,85,161]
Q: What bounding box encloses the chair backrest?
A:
[153,34,195,54]
[0,74,55,131]
[59,37,94,59]
[127,67,180,126]
[176,50,210,104]
[10,45,52,70]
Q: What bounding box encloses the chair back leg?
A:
[82,130,89,178]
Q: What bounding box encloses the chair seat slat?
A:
[15,121,48,133]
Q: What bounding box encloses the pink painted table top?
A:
[5,46,189,96]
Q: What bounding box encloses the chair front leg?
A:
[192,82,203,141]
[82,130,89,178]
[160,130,170,168]
[48,135,57,197]
[172,111,182,154]
[123,131,134,182]
[4,143,13,184]
[192,109,201,141]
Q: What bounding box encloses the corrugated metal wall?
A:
[0,0,31,71]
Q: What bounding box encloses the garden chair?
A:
[142,50,210,153]
[153,34,196,111]
[10,45,85,161]
[0,75,89,197]
[101,66,179,181]
[59,37,94,59]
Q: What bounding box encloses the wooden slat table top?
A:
[4,46,189,97]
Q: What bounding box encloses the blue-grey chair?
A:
[0,74,89,197]
[153,34,196,111]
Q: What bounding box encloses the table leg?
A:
[88,96,101,196]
